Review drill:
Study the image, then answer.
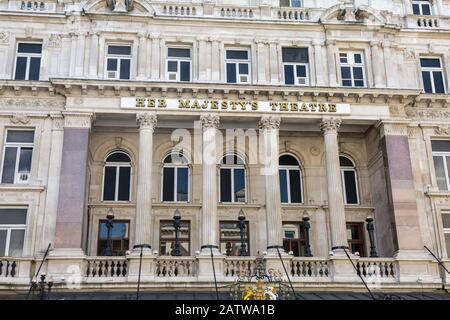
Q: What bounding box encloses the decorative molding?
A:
[310,146,320,156]
[199,114,220,130]
[380,122,408,136]
[405,107,450,120]
[10,113,30,125]
[258,115,281,130]
[136,112,157,130]
[64,113,93,129]
[320,117,341,134]
[434,126,450,135]
[0,97,65,110]
[46,34,62,49]
[0,31,9,45]
[115,137,123,147]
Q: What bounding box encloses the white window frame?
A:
[283,62,309,86]
[161,156,190,203]
[219,154,247,204]
[13,41,42,81]
[289,0,302,7]
[225,48,251,84]
[442,211,450,257]
[412,0,432,15]
[432,151,450,191]
[104,43,132,80]
[339,51,366,88]
[340,155,360,205]
[101,152,132,202]
[0,207,27,257]
[0,129,34,185]
[420,57,446,94]
[166,46,192,82]
[279,154,303,204]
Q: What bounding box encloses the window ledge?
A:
[426,191,450,197]
[0,185,45,192]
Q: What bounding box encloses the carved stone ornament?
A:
[258,116,281,130]
[46,34,62,49]
[320,117,342,134]
[0,31,9,45]
[435,126,450,135]
[200,114,220,130]
[405,108,450,119]
[136,112,157,130]
[64,114,93,128]
[10,113,30,125]
[106,0,134,12]
[0,98,65,110]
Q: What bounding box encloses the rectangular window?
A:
[279,169,303,203]
[412,0,432,15]
[432,140,450,191]
[14,42,42,80]
[339,52,365,87]
[420,58,445,94]
[220,221,249,256]
[1,130,34,184]
[347,223,366,257]
[167,47,192,82]
[442,211,450,257]
[162,167,189,202]
[105,44,132,80]
[0,208,27,257]
[220,168,246,203]
[97,220,129,256]
[159,220,190,256]
[282,48,309,86]
[226,49,251,84]
[282,222,305,256]
[280,0,302,7]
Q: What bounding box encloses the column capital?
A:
[325,39,336,46]
[312,39,324,47]
[63,112,94,129]
[138,31,149,39]
[137,112,157,130]
[370,40,381,48]
[320,117,342,134]
[200,114,220,130]
[258,115,281,130]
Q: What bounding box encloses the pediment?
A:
[320,4,387,25]
[83,0,155,14]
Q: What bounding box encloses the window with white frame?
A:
[162,152,189,202]
[14,42,42,81]
[220,154,246,203]
[280,0,302,7]
[0,208,27,257]
[412,0,432,15]
[282,48,309,86]
[166,47,192,82]
[420,58,445,94]
[339,52,365,87]
[340,155,359,204]
[105,44,132,80]
[225,49,251,84]
[102,151,131,202]
[442,211,450,257]
[432,141,450,191]
[279,154,303,204]
[1,130,34,184]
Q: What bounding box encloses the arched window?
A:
[220,154,246,203]
[162,152,189,202]
[340,155,359,204]
[279,154,303,203]
[103,151,131,201]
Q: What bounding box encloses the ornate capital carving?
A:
[320,117,341,134]
[137,112,157,130]
[64,113,93,129]
[258,116,281,130]
[0,31,10,45]
[200,114,220,130]
[46,34,62,49]
[435,125,450,135]
[380,122,408,136]
[10,113,30,125]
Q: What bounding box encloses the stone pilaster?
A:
[256,40,268,84]
[88,31,99,78]
[370,41,386,88]
[320,117,348,254]
[210,38,220,81]
[74,32,86,77]
[134,112,157,254]
[313,40,326,87]
[150,34,161,80]
[259,116,284,254]
[325,40,338,87]
[268,42,279,84]
[198,37,208,81]
[137,32,148,80]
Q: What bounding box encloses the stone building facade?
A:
[0,0,449,297]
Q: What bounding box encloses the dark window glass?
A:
[421,58,441,68]
[14,57,27,80]
[106,152,130,163]
[159,220,190,256]
[120,59,130,80]
[98,220,129,256]
[354,80,365,87]
[9,230,24,257]
[347,223,365,256]
[177,167,189,202]
[282,48,308,63]
[168,48,191,58]
[296,65,306,77]
[108,45,131,55]
[431,140,450,152]
[0,208,27,224]
[433,156,448,190]
[117,167,131,201]
[412,3,420,14]
[234,168,246,202]
[422,71,433,93]
[168,61,177,72]
[284,65,295,85]
[442,214,450,229]
[433,71,445,93]
[354,54,362,64]
[226,50,248,60]
[222,155,244,165]
[282,223,305,256]
[239,63,249,75]
[0,230,6,256]
[339,156,354,167]
[103,166,116,201]
[18,43,42,54]
[341,66,351,79]
[226,63,237,83]
[107,58,117,71]
[162,167,175,202]
[279,170,288,203]
[279,155,299,166]
[1,147,17,184]
[344,170,358,204]
[422,4,431,15]
[353,67,363,80]
[220,221,249,256]
[289,170,302,203]
[6,131,34,143]
[180,61,190,81]
[28,57,40,80]
[164,153,188,164]
[18,147,32,172]
[220,168,232,202]
[342,80,352,87]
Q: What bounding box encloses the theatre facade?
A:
[0,0,450,297]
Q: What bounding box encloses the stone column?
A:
[88,31,99,78]
[325,40,338,87]
[200,114,220,255]
[259,116,284,254]
[320,117,348,253]
[137,32,147,80]
[370,41,386,88]
[134,112,157,254]
[313,40,326,87]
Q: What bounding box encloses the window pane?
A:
[234,168,246,202]
[289,170,302,203]
[117,167,131,201]
[107,58,118,71]
[422,4,431,15]
[422,71,432,93]
[226,63,237,83]
[421,58,441,68]
[284,65,295,85]
[339,156,354,167]
[108,45,131,55]
[342,80,352,87]
[433,156,448,190]
[280,0,290,7]
[106,152,130,163]
[282,48,308,63]
[0,209,27,224]
[353,54,362,64]
[445,234,450,257]
[226,50,248,60]
[168,48,190,58]
[18,147,32,173]
[344,171,358,204]
[296,65,306,77]
[220,168,232,202]
[9,230,25,257]
[431,141,450,152]
[354,80,365,87]
[119,59,131,80]
[6,130,34,143]
[167,60,177,72]
[238,63,249,75]
[279,155,299,166]
[18,43,42,54]
[0,230,6,256]
[341,66,351,79]
[162,167,175,201]
[180,61,190,82]
[442,214,450,229]
[433,71,445,93]
[353,67,363,80]
[103,166,117,201]
[176,167,189,202]
[412,4,420,15]
[1,147,17,184]
[291,0,301,7]
[15,57,27,80]
[279,170,288,203]
[28,57,40,80]
[339,53,348,63]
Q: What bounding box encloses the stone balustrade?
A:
[85,257,128,278]
[155,257,196,277]
[161,4,199,16]
[223,257,257,277]
[355,258,398,281]
[219,7,255,19]
[290,257,330,279]
[276,8,310,21]
[0,258,18,278]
